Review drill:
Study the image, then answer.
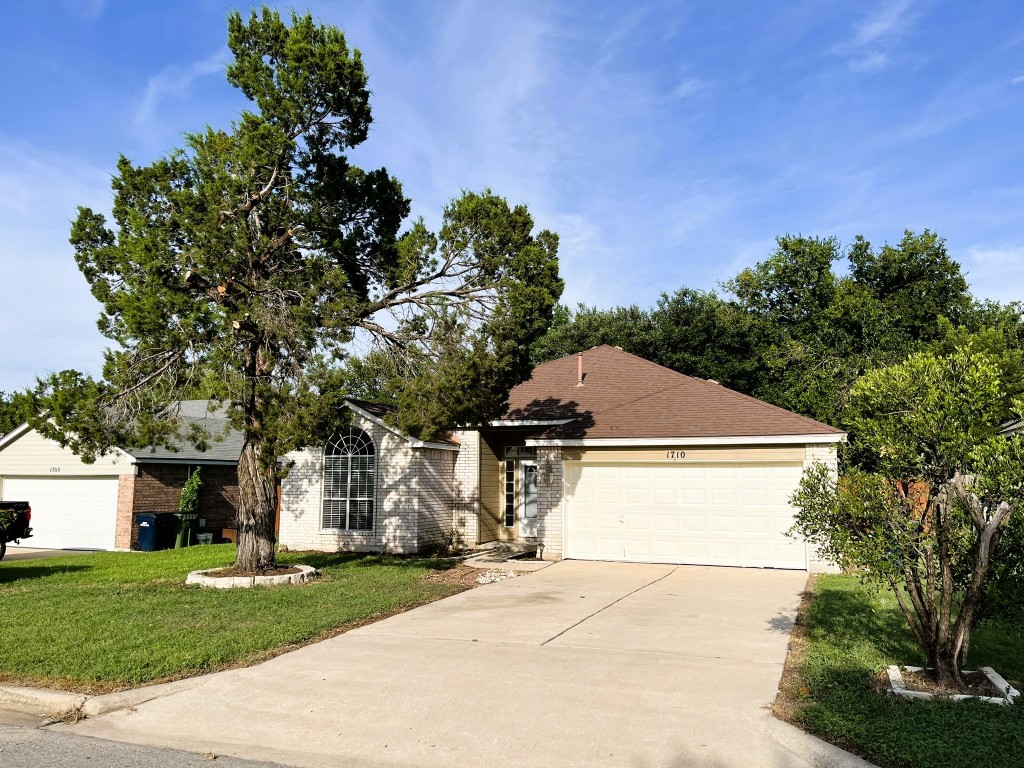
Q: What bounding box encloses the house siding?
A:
[0,428,134,477]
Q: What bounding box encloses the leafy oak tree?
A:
[792,348,1024,685]
[29,9,562,571]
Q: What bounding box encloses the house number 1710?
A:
[665,451,686,460]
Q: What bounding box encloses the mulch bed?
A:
[422,564,485,588]
[900,668,1002,698]
[773,574,816,723]
[203,565,303,578]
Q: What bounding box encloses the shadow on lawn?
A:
[0,563,93,583]
[281,551,455,572]
[809,582,922,664]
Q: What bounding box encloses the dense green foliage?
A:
[0,390,27,437]
[178,467,202,516]
[26,8,562,569]
[791,348,1024,681]
[0,547,461,690]
[794,575,1024,768]
[533,230,1022,430]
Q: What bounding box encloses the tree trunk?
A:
[235,437,278,571]
[931,645,962,687]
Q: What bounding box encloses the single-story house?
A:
[0,401,243,550]
[279,346,845,570]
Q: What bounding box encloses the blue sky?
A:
[1,0,1023,392]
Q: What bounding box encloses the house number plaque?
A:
[665,451,686,461]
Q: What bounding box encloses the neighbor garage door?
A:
[1,476,119,550]
[564,462,807,569]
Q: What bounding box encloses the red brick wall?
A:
[128,464,240,548]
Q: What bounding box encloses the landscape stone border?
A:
[886,664,1021,705]
[185,564,320,589]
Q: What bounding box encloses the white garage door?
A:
[564,462,807,569]
[1,476,119,550]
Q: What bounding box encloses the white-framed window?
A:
[504,461,515,527]
[322,427,376,531]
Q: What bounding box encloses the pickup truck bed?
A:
[0,501,32,560]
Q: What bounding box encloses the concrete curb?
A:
[1,676,210,720]
[0,685,87,718]
[81,677,207,718]
[765,714,880,767]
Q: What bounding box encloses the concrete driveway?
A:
[65,561,870,768]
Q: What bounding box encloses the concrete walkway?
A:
[63,561,874,768]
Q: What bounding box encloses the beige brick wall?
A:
[535,446,563,560]
[415,448,455,550]
[278,412,459,554]
[451,430,479,547]
[804,442,841,573]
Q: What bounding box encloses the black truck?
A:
[0,502,32,560]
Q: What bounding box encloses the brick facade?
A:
[278,412,458,554]
[534,446,564,560]
[451,430,480,547]
[114,474,136,550]
[119,464,241,549]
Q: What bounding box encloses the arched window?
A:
[322,427,376,531]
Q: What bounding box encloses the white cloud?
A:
[837,0,916,73]
[670,78,704,99]
[134,51,229,127]
[850,0,914,48]
[1012,75,1024,85]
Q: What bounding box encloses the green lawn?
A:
[0,546,463,693]
[790,574,1024,768]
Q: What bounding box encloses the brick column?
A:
[114,473,136,551]
[536,446,563,560]
[451,430,480,546]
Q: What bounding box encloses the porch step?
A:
[469,540,539,563]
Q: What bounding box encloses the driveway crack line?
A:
[540,566,679,646]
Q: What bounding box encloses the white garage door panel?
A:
[565,462,807,569]
[2,477,118,550]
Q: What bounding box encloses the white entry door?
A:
[1,476,119,550]
[563,462,807,569]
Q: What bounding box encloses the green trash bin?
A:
[174,513,198,548]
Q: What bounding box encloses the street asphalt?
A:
[0,721,289,768]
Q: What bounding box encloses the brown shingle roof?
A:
[504,346,844,440]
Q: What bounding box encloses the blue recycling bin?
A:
[136,513,158,551]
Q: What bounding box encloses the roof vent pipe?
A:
[576,353,585,386]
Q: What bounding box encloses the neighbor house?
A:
[279,346,845,570]
[0,401,243,550]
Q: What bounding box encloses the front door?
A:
[518,460,539,538]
